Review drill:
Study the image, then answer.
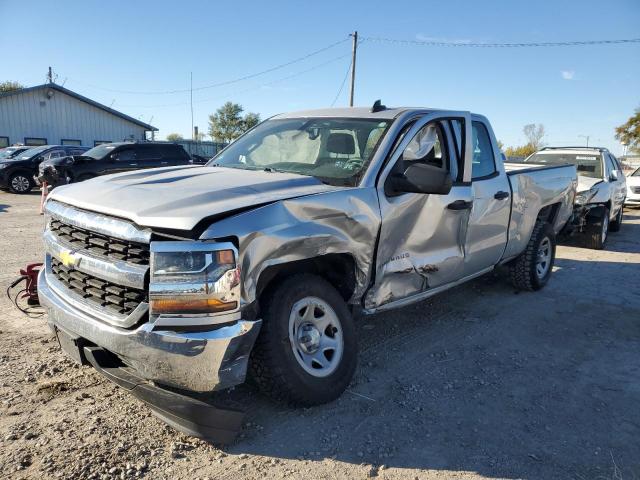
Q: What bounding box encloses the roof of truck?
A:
[273,106,427,120]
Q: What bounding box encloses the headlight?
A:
[149,241,240,317]
[575,187,597,205]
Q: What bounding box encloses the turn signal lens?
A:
[216,249,235,265]
[150,298,237,314]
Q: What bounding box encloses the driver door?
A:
[365,113,473,310]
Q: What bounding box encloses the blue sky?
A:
[1,0,638,154]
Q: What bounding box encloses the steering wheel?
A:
[344,157,364,171]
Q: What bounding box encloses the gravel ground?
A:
[1,190,639,480]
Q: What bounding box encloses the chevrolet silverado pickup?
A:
[38,105,577,440]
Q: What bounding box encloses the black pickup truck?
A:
[37,142,192,184]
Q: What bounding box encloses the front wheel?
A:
[249,274,357,406]
[8,172,33,194]
[509,222,557,291]
[584,207,609,249]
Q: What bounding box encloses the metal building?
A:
[0,83,157,148]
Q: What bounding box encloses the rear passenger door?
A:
[135,145,164,169]
[461,119,511,276]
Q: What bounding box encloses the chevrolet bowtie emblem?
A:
[59,250,80,268]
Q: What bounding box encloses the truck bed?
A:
[501,162,577,261]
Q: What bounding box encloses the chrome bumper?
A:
[38,269,262,392]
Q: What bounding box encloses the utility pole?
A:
[190,72,194,141]
[349,31,358,107]
[579,134,590,147]
[47,66,53,84]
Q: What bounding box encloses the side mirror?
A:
[387,163,453,195]
[61,156,74,166]
[610,170,619,181]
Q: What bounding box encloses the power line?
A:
[117,53,352,109]
[68,37,349,95]
[362,36,640,48]
[330,57,352,107]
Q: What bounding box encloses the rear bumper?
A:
[38,268,262,393]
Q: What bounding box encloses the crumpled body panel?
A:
[199,188,381,306]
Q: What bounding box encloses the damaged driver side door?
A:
[365,113,473,310]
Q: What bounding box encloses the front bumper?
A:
[38,268,262,393]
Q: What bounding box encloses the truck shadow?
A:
[212,250,640,479]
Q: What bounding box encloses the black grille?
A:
[51,258,147,316]
[49,219,149,265]
[632,186,640,194]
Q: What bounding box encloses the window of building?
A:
[94,140,112,146]
[471,122,496,179]
[25,137,47,146]
[0,137,8,148]
[61,139,82,146]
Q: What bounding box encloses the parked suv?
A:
[524,147,626,249]
[38,142,192,184]
[0,145,89,194]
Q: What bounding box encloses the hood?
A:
[577,175,603,193]
[48,165,343,231]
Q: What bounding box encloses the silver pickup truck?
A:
[38,105,577,440]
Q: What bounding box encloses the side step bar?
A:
[83,346,244,444]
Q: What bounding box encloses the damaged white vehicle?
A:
[524,147,627,249]
[38,104,577,441]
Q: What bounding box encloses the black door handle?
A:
[494,191,510,200]
[447,200,473,210]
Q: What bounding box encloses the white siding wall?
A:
[0,88,148,146]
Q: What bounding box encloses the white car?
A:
[524,147,626,249]
[625,167,640,206]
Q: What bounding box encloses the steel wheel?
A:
[288,296,344,378]
[536,236,552,279]
[10,174,31,193]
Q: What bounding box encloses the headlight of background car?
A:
[575,187,598,205]
[149,241,240,317]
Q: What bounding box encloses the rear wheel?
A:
[249,274,357,406]
[509,222,556,291]
[609,206,623,232]
[8,172,33,194]
[584,207,609,249]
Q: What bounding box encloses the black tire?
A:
[584,207,609,250]
[8,172,33,194]
[249,274,357,406]
[609,206,622,232]
[509,222,556,291]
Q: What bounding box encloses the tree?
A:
[615,107,640,154]
[208,102,261,143]
[0,81,23,93]
[505,144,537,158]
[523,123,545,150]
[166,133,183,141]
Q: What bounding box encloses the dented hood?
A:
[577,175,603,193]
[48,165,342,231]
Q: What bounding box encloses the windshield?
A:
[16,146,48,160]
[82,144,117,160]
[526,152,603,179]
[0,148,20,159]
[208,118,391,186]
[632,167,640,177]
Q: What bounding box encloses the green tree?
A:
[615,107,640,154]
[505,144,537,158]
[208,102,261,143]
[0,81,23,93]
[166,133,184,141]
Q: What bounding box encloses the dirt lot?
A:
[0,190,639,480]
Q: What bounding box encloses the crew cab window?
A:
[471,122,496,179]
[115,149,135,161]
